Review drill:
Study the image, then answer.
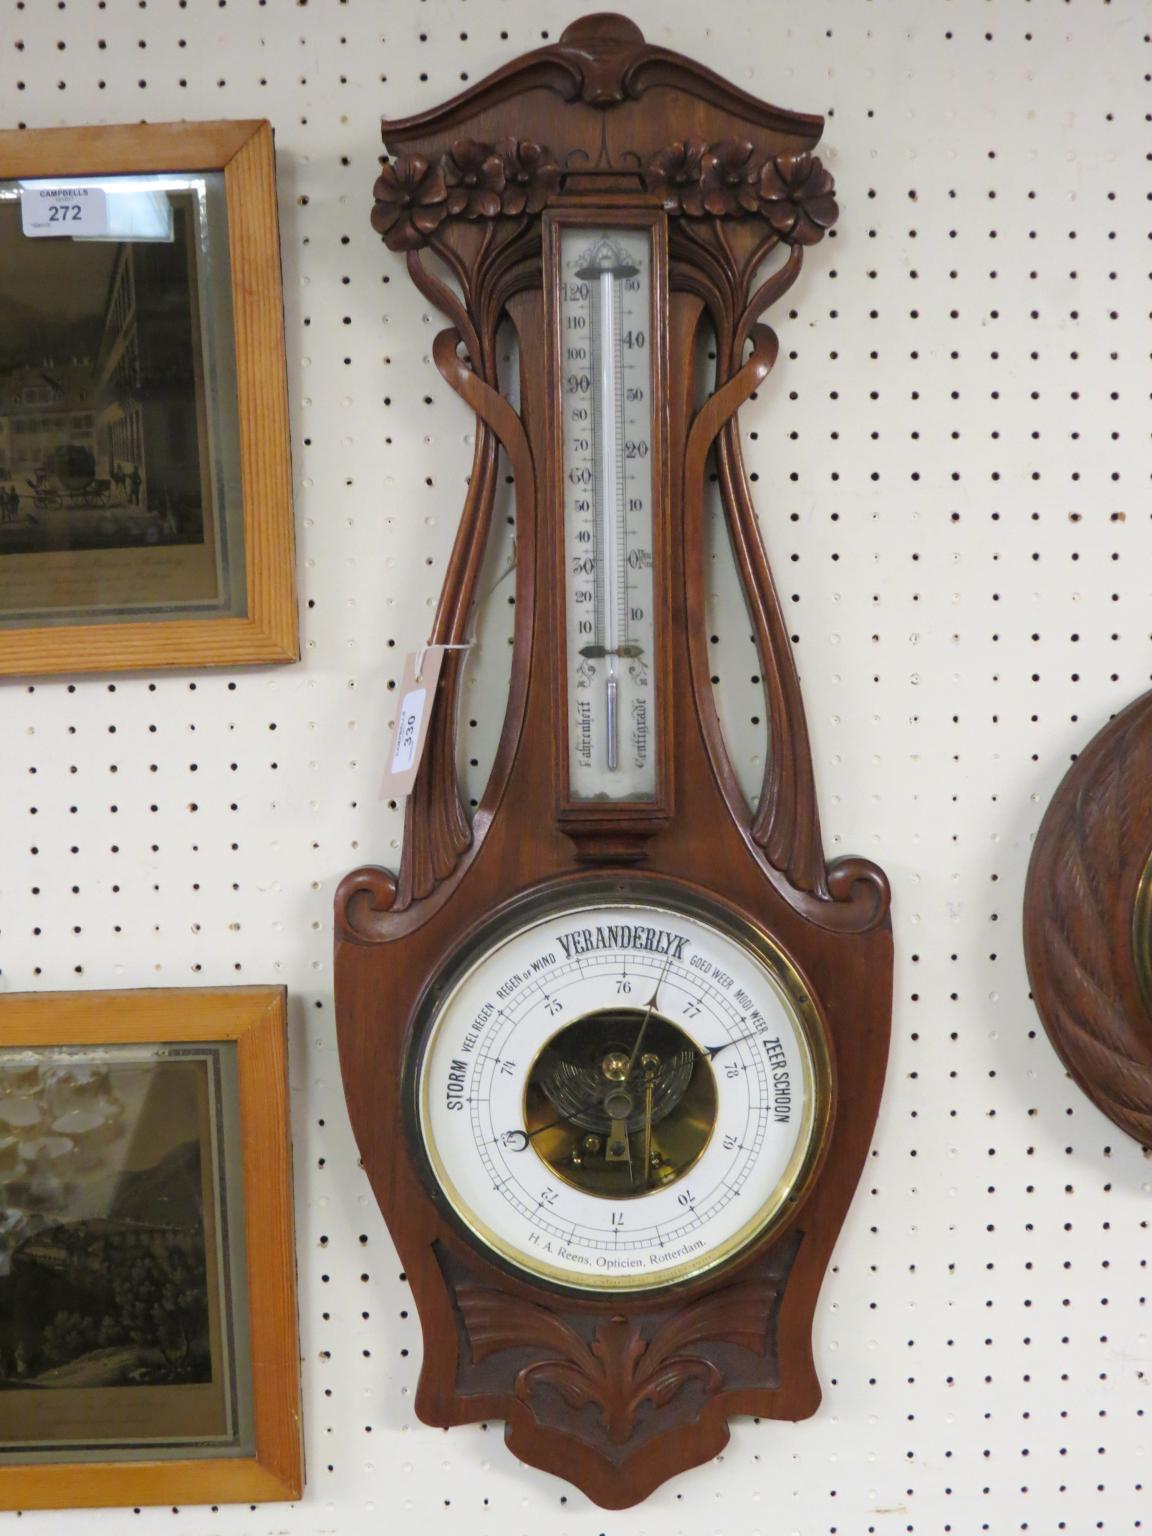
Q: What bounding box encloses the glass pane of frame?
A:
[0,172,246,630]
[0,1040,253,1464]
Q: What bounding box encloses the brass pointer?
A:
[624,953,675,1079]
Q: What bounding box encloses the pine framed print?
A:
[0,120,297,676]
[0,986,302,1510]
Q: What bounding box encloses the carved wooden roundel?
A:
[1025,690,1152,1147]
[335,12,893,1508]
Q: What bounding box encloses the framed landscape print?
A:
[0,121,297,675]
[0,986,302,1509]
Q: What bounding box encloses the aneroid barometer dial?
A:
[418,900,829,1291]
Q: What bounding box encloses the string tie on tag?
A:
[415,639,474,681]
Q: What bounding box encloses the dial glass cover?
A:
[417,899,829,1292]
[560,226,656,803]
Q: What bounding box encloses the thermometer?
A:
[560,228,657,801]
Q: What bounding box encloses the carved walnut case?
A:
[335,14,893,1507]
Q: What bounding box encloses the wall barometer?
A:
[336,13,892,1506]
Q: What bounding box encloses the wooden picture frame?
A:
[0,120,297,675]
[0,985,302,1509]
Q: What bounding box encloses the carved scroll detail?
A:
[394,234,537,913]
[1025,693,1152,1145]
[337,221,540,932]
[380,15,825,138]
[333,864,398,945]
[672,195,885,927]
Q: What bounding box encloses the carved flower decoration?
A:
[371,154,448,251]
[443,139,507,219]
[699,138,761,217]
[645,140,709,216]
[497,138,561,215]
[758,152,839,244]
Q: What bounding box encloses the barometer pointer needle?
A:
[625,951,674,1077]
[700,1026,770,1060]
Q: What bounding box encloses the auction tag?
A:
[20,182,109,238]
[380,645,446,800]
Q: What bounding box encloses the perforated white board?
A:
[1,0,1151,1531]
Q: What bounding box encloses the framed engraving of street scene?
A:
[0,986,302,1510]
[0,120,297,676]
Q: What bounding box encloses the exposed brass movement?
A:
[524,1009,717,1197]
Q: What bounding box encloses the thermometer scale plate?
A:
[558,221,659,804]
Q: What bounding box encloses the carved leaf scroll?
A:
[457,1272,784,1445]
[661,162,889,930]
[339,213,542,928]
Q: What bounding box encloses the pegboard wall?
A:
[1,0,1150,1531]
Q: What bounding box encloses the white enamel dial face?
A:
[417,900,828,1292]
[560,226,657,802]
